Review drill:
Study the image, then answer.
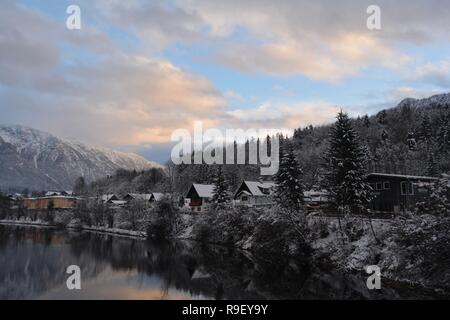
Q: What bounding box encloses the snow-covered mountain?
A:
[397,93,450,109]
[0,125,161,191]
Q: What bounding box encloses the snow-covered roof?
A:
[367,173,439,180]
[46,191,61,196]
[111,200,128,205]
[125,193,152,201]
[304,190,329,197]
[101,194,118,202]
[151,193,166,201]
[236,190,251,197]
[242,181,276,196]
[192,184,215,198]
[7,193,23,200]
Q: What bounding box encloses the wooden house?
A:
[366,173,438,212]
[24,196,78,210]
[185,184,215,212]
[304,190,330,211]
[233,181,276,207]
[123,193,152,202]
[150,193,167,202]
[101,194,119,204]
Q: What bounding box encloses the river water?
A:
[0,224,444,300]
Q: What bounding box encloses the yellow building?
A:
[23,196,78,210]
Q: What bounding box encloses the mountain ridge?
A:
[0,125,161,191]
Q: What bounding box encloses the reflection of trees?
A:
[0,226,108,300]
[1,225,443,300]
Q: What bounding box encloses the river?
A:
[0,224,444,300]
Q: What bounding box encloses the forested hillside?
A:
[294,93,450,186]
[86,93,450,195]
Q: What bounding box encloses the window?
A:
[242,196,248,201]
[401,182,414,195]
[401,181,407,195]
[383,182,391,190]
[376,182,383,190]
[408,182,414,195]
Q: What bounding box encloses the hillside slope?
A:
[0,125,161,191]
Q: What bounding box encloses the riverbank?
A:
[2,203,449,296]
[1,222,448,300]
[0,219,146,240]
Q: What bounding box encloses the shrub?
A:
[384,214,450,288]
[252,207,311,259]
[146,199,179,240]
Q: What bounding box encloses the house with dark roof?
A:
[150,193,168,202]
[101,194,119,204]
[366,173,438,212]
[185,184,215,212]
[123,193,152,202]
[233,181,276,207]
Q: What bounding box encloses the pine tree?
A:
[381,129,389,142]
[407,132,417,151]
[274,139,304,213]
[427,153,438,177]
[437,115,450,154]
[378,110,387,125]
[324,111,372,214]
[211,166,231,209]
[419,114,433,142]
[416,174,450,216]
[363,115,371,128]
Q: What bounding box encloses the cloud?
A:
[2,0,450,163]
[86,0,205,51]
[411,60,450,88]
[226,101,340,130]
[389,87,446,102]
[80,0,435,82]
[171,0,450,81]
[0,1,225,148]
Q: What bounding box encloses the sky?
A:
[1,0,450,163]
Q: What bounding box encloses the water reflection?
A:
[0,225,444,300]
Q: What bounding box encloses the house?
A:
[150,193,167,202]
[233,181,276,207]
[45,191,62,197]
[304,190,330,210]
[7,193,23,202]
[44,191,73,197]
[101,194,119,204]
[123,193,152,202]
[110,200,128,207]
[185,184,215,212]
[23,196,78,210]
[366,173,438,212]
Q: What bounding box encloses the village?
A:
[2,172,438,215]
[1,109,449,297]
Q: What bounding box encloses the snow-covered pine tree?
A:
[211,166,231,209]
[324,111,372,214]
[419,114,433,143]
[416,173,450,216]
[274,139,304,213]
[407,132,417,151]
[427,153,439,177]
[437,114,450,154]
[363,115,371,128]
